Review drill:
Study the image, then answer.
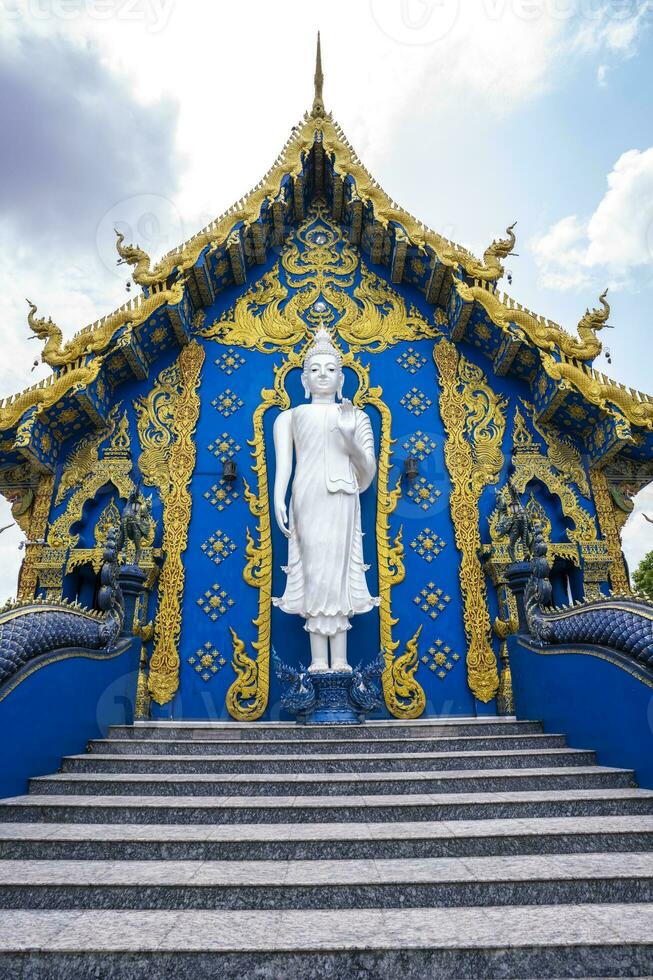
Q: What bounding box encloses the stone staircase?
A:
[0,717,652,978]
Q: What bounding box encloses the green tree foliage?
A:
[633,550,653,600]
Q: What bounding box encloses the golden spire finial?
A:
[312,31,325,116]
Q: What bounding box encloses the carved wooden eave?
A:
[2,87,653,489]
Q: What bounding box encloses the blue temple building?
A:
[0,39,652,976]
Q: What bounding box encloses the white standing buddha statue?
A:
[272,328,380,672]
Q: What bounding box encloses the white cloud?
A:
[530,214,593,290]
[586,147,653,269]
[530,147,653,290]
[597,63,609,86]
[570,0,649,56]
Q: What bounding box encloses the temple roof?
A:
[2,35,653,487]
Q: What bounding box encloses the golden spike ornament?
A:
[312,31,325,117]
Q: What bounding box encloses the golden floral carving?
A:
[510,406,596,544]
[531,414,590,497]
[226,627,262,720]
[16,472,54,602]
[589,467,630,593]
[201,205,440,356]
[47,409,134,550]
[134,341,205,705]
[200,267,306,352]
[434,339,507,703]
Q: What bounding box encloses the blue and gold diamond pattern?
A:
[421,638,461,679]
[188,641,227,682]
[414,582,450,620]
[204,480,240,511]
[396,347,427,375]
[216,349,245,375]
[212,389,244,418]
[407,477,441,510]
[196,584,234,622]
[400,387,432,417]
[201,530,236,565]
[403,431,437,461]
[410,528,446,563]
[208,433,240,462]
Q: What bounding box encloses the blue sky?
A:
[0,0,652,595]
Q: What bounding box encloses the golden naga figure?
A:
[440,222,517,282]
[577,288,611,345]
[114,229,154,285]
[26,300,63,365]
[26,273,186,369]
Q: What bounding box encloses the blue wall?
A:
[45,207,605,722]
[0,639,140,799]
[509,634,653,789]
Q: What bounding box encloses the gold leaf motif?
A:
[200,204,441,355]
[382,626,425,717]
[226,627,262,719]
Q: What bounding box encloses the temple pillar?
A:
[503,561,533,634]
[118,564,148,639]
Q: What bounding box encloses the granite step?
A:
[28,765,636,798]
[1,852,653,911]
[88,731,569,756]
[62,747,597,776]
[108,718,545,741]
[1,905,649,979]
[0,816,651,862]
[2,788,652,825]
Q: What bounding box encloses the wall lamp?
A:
[404,456,419,481]
[222,460,238,483]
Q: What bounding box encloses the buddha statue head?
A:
[301,328,344,400]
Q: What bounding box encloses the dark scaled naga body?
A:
[0,529,124,688]
[525,527,653,670]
